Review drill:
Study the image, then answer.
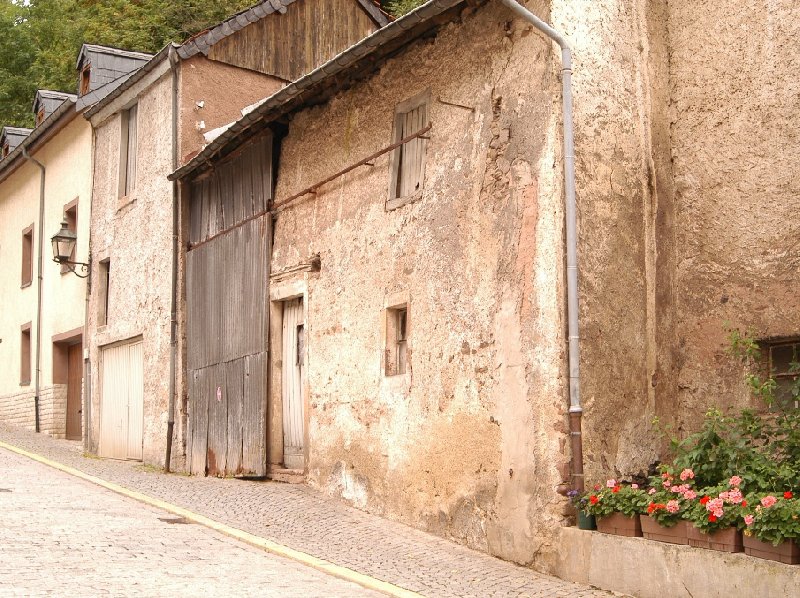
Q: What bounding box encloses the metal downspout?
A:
[164,45,180,472]
[500,0,584,491]
[22,145,45,434]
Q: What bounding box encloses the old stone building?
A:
[171,0,800,571]
[83,0,389,466]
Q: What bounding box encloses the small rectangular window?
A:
[80,65,91,96]
[36,107,46,126]
[119,104,138,197]
[20,323,31,385]
[388,91,430,207]
[98,259,111,326]
[2,142,9,158]
[21,225,33,287]
[769,341,800,410]
[61,200,78,274]
[385,305,408,376]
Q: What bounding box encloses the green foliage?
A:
[382,0,425,17]
[683,484,749,533]
[643,466,696,527]
[0,0,255,126]
[583,483,648,518]
[744,495,800,545]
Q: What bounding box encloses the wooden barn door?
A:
[99,340,143,460]
[186,133,272,477]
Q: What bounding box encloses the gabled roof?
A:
[32,90,77,117]
[0,126,33,152]
[75,44,155,110]
[177,0,390,59]
[170,0,467,181]
[76,44,154,70]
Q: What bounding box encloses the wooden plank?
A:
[242,351,267,476]
[225,357,245,475]
[189,367,209,475]
[205,363,227,476]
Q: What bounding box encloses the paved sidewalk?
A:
[0,423,613,597]
[0,448,382,597]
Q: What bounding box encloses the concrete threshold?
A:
[0,439,421,598]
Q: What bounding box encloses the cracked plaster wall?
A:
[272,2,568,567]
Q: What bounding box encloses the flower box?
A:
[596,513,642,537]
[687,525,743,553]
[743,534,800,565]
[577,512,597,530]
[640,515,688,545]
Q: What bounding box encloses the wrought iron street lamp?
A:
[51,220,89,278]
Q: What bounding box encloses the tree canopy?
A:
[0,0,421,128]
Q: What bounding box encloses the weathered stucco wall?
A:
[88,73,175,464]
[668,0,800,424]
[178,56,284,164]
[0,115,91,438]
[271,2,573,566]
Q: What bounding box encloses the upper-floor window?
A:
[61,200,78,274]
[80,65,91,96]
[387,90,430,209]
[21,225,33,287]
[36,108,46,126]
[2,142,9,158]
[119,104,138,198]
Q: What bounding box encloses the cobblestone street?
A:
[0,423,615,597]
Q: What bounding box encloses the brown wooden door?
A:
[66,343,82,440]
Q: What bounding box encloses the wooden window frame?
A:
[767,339,800,410]
[61,199,79,274]
[384,303,409,377]
[2,142,9,158]
[20,322,32,386]
[98,259,111,327]
[80,65,91,96]
[36,107,46,126]
[387,89,430,211]
[118,104,138,200]
[21,224,33,288]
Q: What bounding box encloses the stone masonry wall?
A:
[668,0,800,426]
[272,2,569,567]
[0,384,67,438]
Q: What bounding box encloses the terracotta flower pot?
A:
[596,512,642,537]
[687,525,743,553]
[641,515,688,545]
[743,534,800,565]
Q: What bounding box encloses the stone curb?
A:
[0,440,422,598]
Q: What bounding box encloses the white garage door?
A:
[99,340,144,460]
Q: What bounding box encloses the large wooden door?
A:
[65,343,82,440]
[99,341,144,460]
[186,133,272,477]
[282,298,305,469]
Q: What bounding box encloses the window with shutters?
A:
[385,305,408,376]
[387,90,430,210]
[119,104,138,199]
[767,340,800,410]
[98,259,111,326]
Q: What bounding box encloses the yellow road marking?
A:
[0,440,423,598]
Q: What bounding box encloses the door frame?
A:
[269,278,309,473]
[52,327,83,440]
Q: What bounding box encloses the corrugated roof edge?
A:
[82,44,175,117]
[169,0,464,182]
[0,99,77,183]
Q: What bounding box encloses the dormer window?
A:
[2,143,9,158]
[36,108,45,126]
[80,65,91,96]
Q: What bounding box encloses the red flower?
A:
[589,495,599,505]
[785,492,793,499]
[612,486,621,493]
[594,484,601,491]
[699,496,710,505]
[647,502,656,514]
[708,514,717,522]
[741,500,747,507]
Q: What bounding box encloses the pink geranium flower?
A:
[683,490,697,500]
[761,495,777,508]
[729,475,743,488]
[631,484,639,489]
[744,514,755,526]
[679,468,695,481]
[648,488,657,495]
[606,479,617,488]
[666,500,680,514]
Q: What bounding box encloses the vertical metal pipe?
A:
[22,145,45,434]
[165,45,180,472]
[499,0,584,491]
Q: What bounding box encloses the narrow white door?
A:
[99,341,144,460]
[282,298,305,469]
